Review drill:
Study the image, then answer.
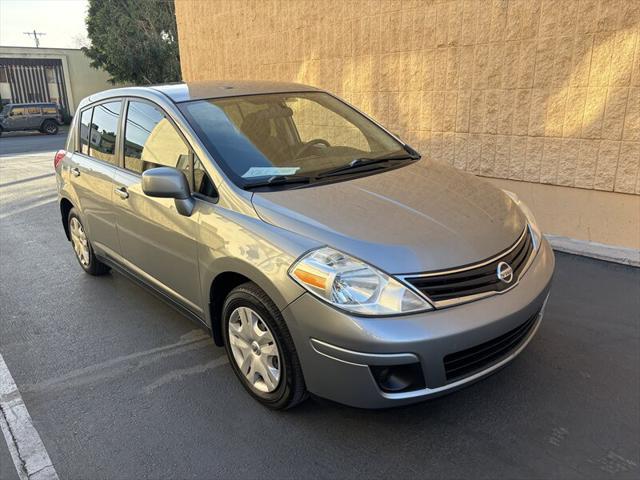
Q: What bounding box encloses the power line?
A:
[23,30,46,48]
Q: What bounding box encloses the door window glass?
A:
[27,106,41,115]
[123,101,190,175]
[10,107,25,116]
[89,101,121,165]
[42,106,57,114]
[79,108,92,155]
[193,157,216,197]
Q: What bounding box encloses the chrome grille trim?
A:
[399,226,538,309]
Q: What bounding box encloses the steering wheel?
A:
[295,138,330,158]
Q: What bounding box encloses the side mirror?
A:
[142,167,195,217]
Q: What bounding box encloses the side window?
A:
[89,101,122,165]
[123,101,189,175]
[10,107,25,117]
[193,157,216,198]
[42,106,57,115]
[27,106,41,115]
[79,108,93,155]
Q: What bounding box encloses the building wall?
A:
[0,46,114,113]
[175,0,640,249]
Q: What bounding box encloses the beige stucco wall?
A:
[175,0,640,249]
[0,46,113,113]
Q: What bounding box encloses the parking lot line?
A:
[0,354,59,480]
[0,151,56,159]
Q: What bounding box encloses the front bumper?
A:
[282,238,555,408]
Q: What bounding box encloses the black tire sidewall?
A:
[222,287,297,409]
[43,120,58,135]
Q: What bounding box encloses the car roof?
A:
[84,81,322,105]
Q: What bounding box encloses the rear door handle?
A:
[114,186,129,199]
[70,167,80,177]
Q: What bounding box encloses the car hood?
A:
[251,160,526,274]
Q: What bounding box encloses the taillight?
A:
[54,150,66,169]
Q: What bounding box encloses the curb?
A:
[546,234,640,268]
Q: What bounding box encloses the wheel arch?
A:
[60,197,74,240]
[40,117,58,128]
[208,271,252,346]
[206,259,304,347]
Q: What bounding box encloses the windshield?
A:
[178,92,408,187]
[0,105,10,116]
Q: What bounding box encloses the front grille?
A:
[405,228,533,305]
[443,310,539,382]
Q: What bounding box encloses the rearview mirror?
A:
[142,167,194,217]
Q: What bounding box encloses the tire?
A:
[67,208,110,276]
[42,120,58,135]
[222,282,307,409]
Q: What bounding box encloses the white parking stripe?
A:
[0,151,56,159]
[0,354,59,480]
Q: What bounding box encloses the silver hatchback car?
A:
[55,81,554,409]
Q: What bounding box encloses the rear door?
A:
[113,99,202,312]
[68,101,123,256]
[26,106,42,130]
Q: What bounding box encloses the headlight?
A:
[289,247,432,315]
[503,190,542,251]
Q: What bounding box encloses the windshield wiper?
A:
[316,152,418,179]
[243,175,312,190]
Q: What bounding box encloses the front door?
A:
[6,106,28,131]
[113,99,202,313]
[68,101,122,256]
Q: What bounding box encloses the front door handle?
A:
[70,167,80,177]
[114,186,129,199]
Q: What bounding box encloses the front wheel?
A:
[67,208,110,276]
[222,282,307,409]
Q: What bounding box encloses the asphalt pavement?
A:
[0,136,639,479]
[0,129,68,156]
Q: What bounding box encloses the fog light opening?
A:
[370,363,426,393]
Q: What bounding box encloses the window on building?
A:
[45,68,55,83]
[89,101,122,165]
[79,108,93,155]
[0,68,8,83]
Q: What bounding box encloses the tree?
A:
[83,0,181,85]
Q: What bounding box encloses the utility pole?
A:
[23,30,46,48]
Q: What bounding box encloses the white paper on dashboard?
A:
[242,167,300,178]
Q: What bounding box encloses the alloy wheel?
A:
[69,217,90,267]
[228,306,281,393]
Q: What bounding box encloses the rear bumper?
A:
[282,238,555,408]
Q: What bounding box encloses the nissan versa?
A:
[54,81,554,409]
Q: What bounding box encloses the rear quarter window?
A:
[89,101,122,165]
[79,108,92,155]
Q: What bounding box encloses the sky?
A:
[0,0,89,49]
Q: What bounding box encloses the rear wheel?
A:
[222,282,307,409]
[67,208,110,276]
[42,120,58,135]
